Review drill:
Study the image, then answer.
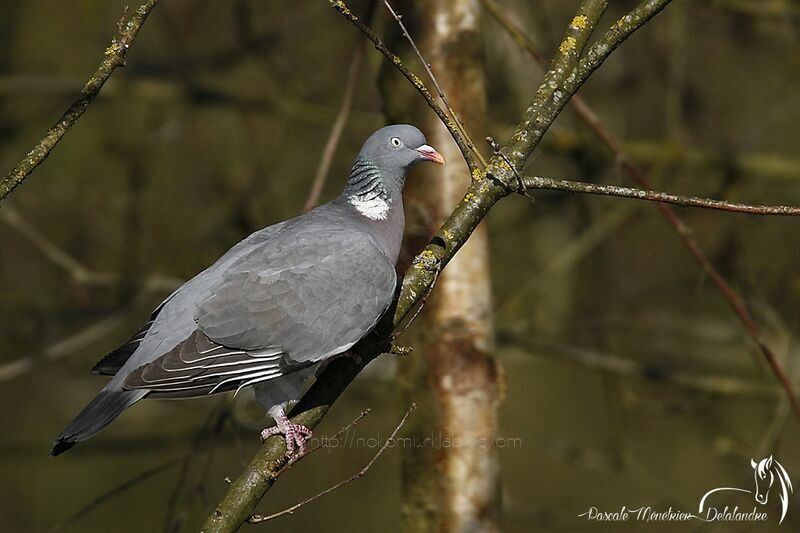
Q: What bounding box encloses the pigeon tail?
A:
[50,389,147,456]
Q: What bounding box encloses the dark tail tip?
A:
[49,389,146,457]
[50,438,76,457]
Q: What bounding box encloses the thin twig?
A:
[302,49,363,211]
[0,0,160,201]
[482,0,545,62]
[0,203,182,290]
[163,401,230,533]
[522,175,800,215]
[483,0,800,418]
[303,19,369,211]
[307,408,372,454]
[0,313,126,382]
[0,288,168,382]
[203,2,672,530]
[49,456,184,533]
[503,334,778,398]
[247,403,416,524]
[329,0,479,173]
[0,205,112,284]
[382,0,487,168]
[269,408,372,480]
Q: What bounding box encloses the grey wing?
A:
[195,230,397,362]
[123,329,302,397]
[92,319,153,376]
[123,230,396,397]
[110,222,287,389]
[91,289,181,376]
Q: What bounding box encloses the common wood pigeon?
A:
[51,124,444,456]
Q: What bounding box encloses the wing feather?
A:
[123,330,302,398]
[122,223,396,399]
[194,230,397,363]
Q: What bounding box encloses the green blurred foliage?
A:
[1,0,800,531]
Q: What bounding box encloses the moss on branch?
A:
[0,0,160,202]
[202,1,675,531]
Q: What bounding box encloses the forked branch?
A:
[482,0,800,416]
[202,1,673,531]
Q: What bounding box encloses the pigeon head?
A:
[358,124,445,172]
[344,125,444,220]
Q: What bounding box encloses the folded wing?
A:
[123,229,396,398]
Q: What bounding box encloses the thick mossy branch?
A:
[202,1,674,531]
[0,0,160,202]
[501,0,608,171]
[503,0,673,172]
[577,0,675,79]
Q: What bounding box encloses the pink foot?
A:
[260,407,312,459]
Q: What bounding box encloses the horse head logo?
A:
[699,455,793,524]
[751,456,793,521]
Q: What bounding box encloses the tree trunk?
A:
[379,1,502,531]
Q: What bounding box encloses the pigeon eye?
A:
[390,137,402,147]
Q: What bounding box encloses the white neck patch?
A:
[349,195,391,220]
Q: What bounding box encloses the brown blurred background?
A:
[1,0,800,531]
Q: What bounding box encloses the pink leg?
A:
[260,406,313,459]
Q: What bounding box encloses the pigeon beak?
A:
[415,144,446,165]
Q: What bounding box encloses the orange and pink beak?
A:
[416,144,446,165]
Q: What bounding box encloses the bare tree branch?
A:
[303,40,366,212]
[382,0,488,167]
[0,204,110,284]
[247,403,415,524]
[0,204,181,289]
[521,175,800,215]
[201,1,673,531]
[0,288,168,383]
[0,310,127,383]
[483,0,800,418]
[501,333,780,398]
[0,0,160,201]
[328,0,480,173]
[266,408,373,481]
[0,203,180,382]
[48,456,185,533]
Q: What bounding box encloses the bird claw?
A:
[260,408,312,460]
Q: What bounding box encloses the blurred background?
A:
[1,0,800,531]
